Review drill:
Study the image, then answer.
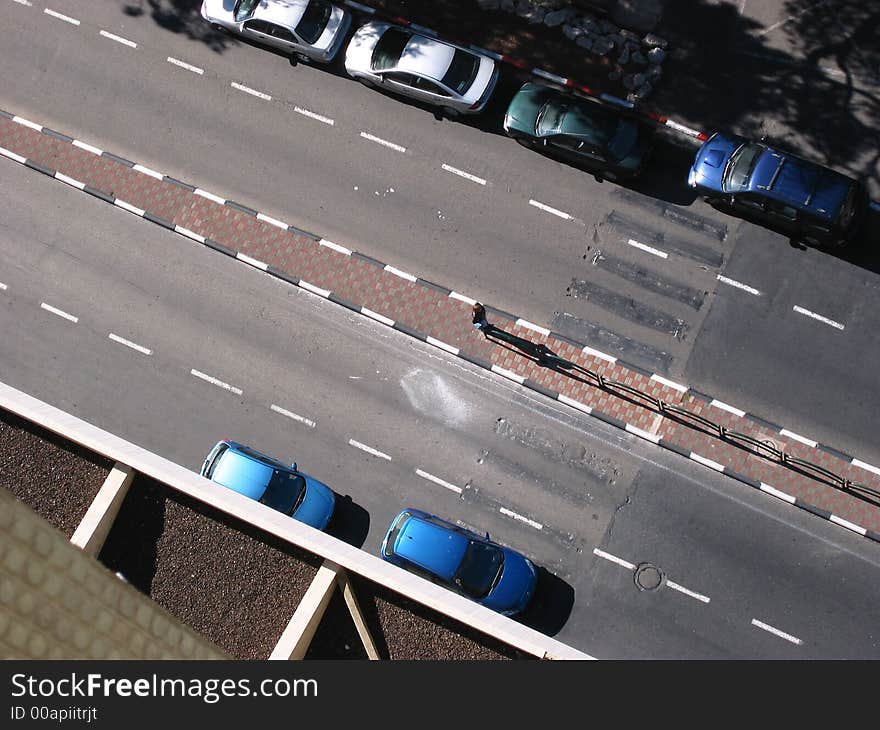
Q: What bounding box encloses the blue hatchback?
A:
[200,440,335,530]
[688,132,867,247]
[380,508,538,616]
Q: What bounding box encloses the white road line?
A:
[751,619,802,645]
[194,188,226,205]
[114,199,145,216]
[108,333,152,355]
[793,305,845,330]
[384,265,417,283]
[779,429,818,448]
[40,302,78,323]
[625,424,661,444]
[829,514,867,535]
[852,459,880,477]
[174,225,206,244]
[650,373,688,392]
[689,452,725,472]
[298,280,331,298]
[760,482,796,504]
[236,252,268,271]
[319,238,352,256]
[55,172,85,190]
[13,116,42,132]
[270,404,316,429]
[529,199,572,220]
[717,274,761,296]
[499,507,543,530]
[190,369,243,395]
[72,139,103,156]
[426,336,460,355]
[294,106,334,125]
[558,394,592,414]
[441,163,487,186]
[664,119,703,137]
[0,282,8,291]
[361,307,395,327]
[583,345,617,363]
[491,365,525,384]
[257,212,288,230]
[13,0,34,6]
[627,238,668,259]
[515,318,551,336]
[359,132,406,153]
[666,580,710,603]
[448,291,476,305]
[133,163,163,180]
[167,57,204,75]
[415,468,462,494]
[593,548,635,571]
[710,399,746,418]
[0,146,27,164]
[99,30,137,48]
[348,439,391,460]
[44,8,80,25]
[231,82,271,101]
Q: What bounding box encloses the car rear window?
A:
[260,471,307,515]
[371,27,410,70]
[295,0,332,44]
[440,49,479,95]
[234,0,261,22]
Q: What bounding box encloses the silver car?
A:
[344,22,499,115]
[201,0,351,63]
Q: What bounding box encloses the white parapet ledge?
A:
[70,462,134,556]
[0,381,594,660]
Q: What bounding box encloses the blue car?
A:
[200,440,335,530]
[380,508,538,616]
[688,132,867,247]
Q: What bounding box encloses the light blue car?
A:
[200,440,335,530]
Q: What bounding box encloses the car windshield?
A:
[234,0,261,22]
[440,49,479,95]
[371,27,410,70]
[607,120,638,161]
[259,470,307,516]
[295,0,332,44]
[453,541,504,599]
[723,142,764,192]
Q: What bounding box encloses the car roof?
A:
[748,148,854,219]
[394,514,469,580]
[397,34,456,81]
[210,446,272,500]
[252,0,308,30]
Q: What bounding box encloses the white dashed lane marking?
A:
[751,619,802,645]
[108,333,152,355]
[294,106,334,125]
[627,238,668,259]
[231,82,271,101]
[167,57,204,74]
[415,469,463,494]
[348,439,391,461]
[99,30,137,48]
[793,305,845,331]
[528,199,572,220]
[0,282,8,291]
[360,132,406,153]
[441,164,487,186]
[190,369,243,396]
[270,404,316,429]
[666,580,710,603]
[592,548,635,571]
[499,507,542,530]
[44,8,80,25]
[717,274,761,296]
[40,302,78,323]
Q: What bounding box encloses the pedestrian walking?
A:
[472,302,489,331]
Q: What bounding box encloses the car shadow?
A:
[514,566,574,636]
[324,494,371,548]
[829,208,880,275]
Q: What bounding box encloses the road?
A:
[2,157,879,658]
[3,0,880,467]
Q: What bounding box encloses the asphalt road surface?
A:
[3,0,880,468]
[2,158,879,658]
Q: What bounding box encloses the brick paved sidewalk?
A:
[2,109,879,543]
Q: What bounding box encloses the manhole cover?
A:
[634,563,664,591]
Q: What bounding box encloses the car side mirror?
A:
[291,462,297,470]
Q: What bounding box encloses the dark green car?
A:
[503,82,655,180]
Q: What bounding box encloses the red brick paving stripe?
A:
[2,111,879,540]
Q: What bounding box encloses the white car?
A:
[201,0,351,63]
[344,22,499,115]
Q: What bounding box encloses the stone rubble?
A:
[476,0,668,100]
